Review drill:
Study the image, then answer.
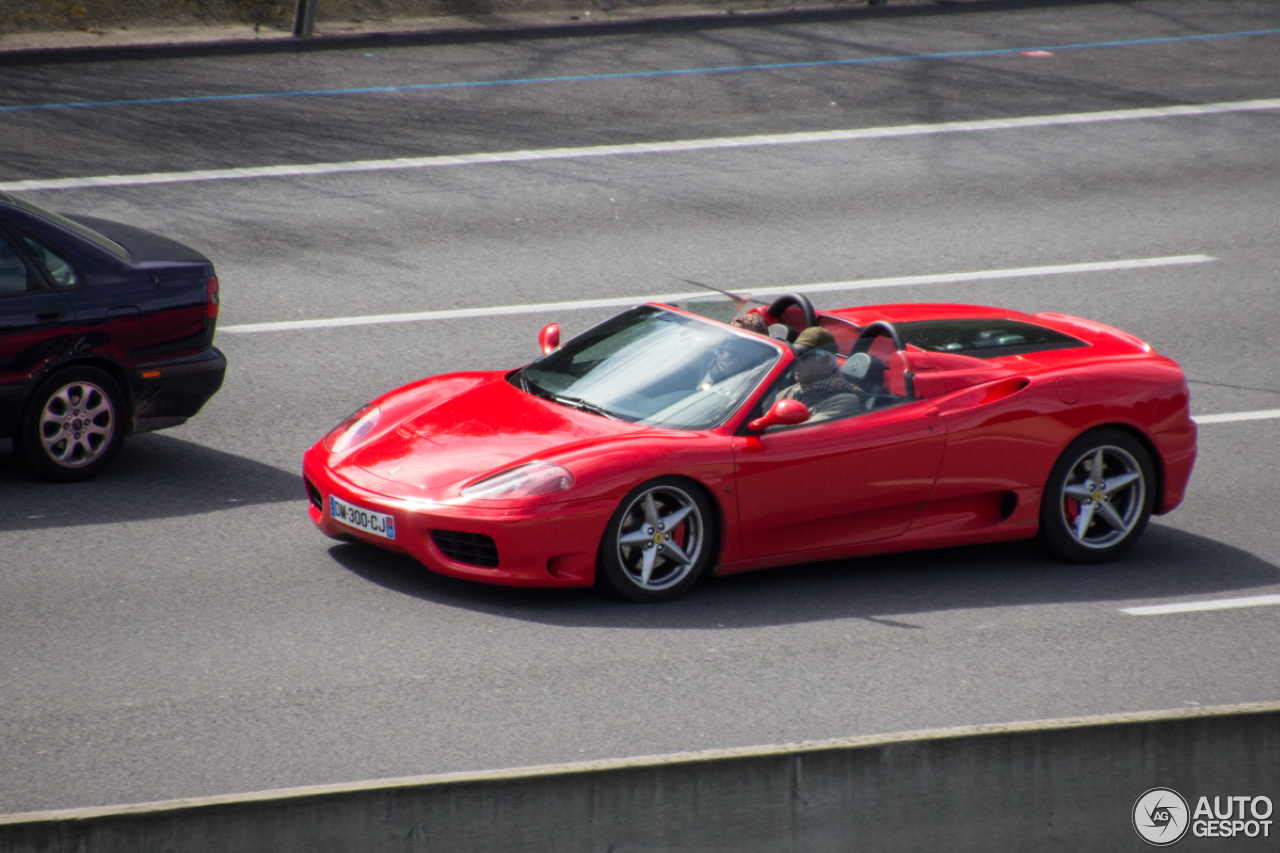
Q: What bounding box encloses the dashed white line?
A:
[220,255,1213,334]
[3,98,1280,192]
[1121,595,1280,615]
[1191,409,1280,424]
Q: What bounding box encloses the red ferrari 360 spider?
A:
[303,293,1196,602]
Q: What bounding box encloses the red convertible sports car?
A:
[303,293,1196,602]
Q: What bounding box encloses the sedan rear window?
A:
[899,319,1087,358]
[0,191,131,260]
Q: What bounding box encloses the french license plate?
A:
[330,495,396,540]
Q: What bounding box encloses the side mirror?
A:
[538,323,560,355]
[748,398,810,432]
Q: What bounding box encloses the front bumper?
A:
[128,346,227,434]
[303,448,612,587]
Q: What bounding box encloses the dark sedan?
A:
[0,192,226,481]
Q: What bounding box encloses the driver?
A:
[773,327,863,422]
[699,336,761,390]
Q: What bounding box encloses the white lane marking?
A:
[3,98,1280,192]
[1122,595,1280,615]
[220,255,1213,334]
[1191,408,1280,424]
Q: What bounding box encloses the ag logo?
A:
[1134,788,1191,846]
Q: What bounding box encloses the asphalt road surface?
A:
[2,0,1279,814]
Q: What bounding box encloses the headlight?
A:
[462,462,575,500]
[324,404,381,453]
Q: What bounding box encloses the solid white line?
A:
[220,255,1213,334]
[1122,595,1280,615]
[1191,408,1280,424]
[3,98,1280,191]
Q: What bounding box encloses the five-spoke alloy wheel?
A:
[599,478,714,602]
[1040,428,1155,563]
[21,366,126,482]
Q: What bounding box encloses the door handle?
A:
[36,307,66,322]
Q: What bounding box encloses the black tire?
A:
[1040,427,1155,564]
[20,366,126,482]
[598,477,715,603]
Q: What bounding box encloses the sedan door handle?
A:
[36,306,67,322]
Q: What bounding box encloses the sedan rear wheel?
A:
[599,478,713,602]
[1040,428,1154,563]
[21,366,126,482]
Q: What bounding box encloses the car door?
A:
[0,228,77,438]
[732,397,947,560]
[18,228,146,357]
[922,375,1064,509]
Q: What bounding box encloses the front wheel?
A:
[1040,428,1155,563]
[20,366,126,482]
[598,478,714,602]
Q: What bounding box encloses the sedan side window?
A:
[21,235,80,290]
[0,233,34,295]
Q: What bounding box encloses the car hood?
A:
[340,372,642,498]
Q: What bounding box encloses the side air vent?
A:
[431,530,499,568]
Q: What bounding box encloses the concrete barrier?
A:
[3,702,1277,852]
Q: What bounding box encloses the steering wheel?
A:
[766,293,817,329]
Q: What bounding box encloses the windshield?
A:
[524,305,782,430]
[663,293,748,323]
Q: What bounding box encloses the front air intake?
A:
[304,477,323,511]
[431,530,499,568]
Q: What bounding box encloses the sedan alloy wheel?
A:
[22,367,126,482]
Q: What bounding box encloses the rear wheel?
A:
[598,478,714,602]
[20,366,126,482]
[1040,428,1154,563]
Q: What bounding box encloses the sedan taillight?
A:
[207,275,220,319]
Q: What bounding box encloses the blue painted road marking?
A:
[2,27,1279,113]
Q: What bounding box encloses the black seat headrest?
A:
[840,352,878,382]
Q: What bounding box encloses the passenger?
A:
[729,312,769,335]
[773,327,863,422]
